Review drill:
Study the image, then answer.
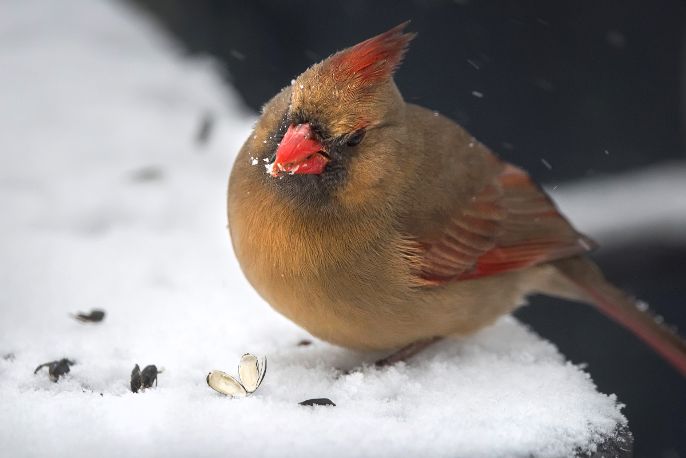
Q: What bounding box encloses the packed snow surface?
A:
[8,0,686,456]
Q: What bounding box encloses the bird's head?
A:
[261,23,416,211]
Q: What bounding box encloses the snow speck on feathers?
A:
[0,1,659,456]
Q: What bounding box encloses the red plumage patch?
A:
[416,163,595,285]
[328,22,415,84]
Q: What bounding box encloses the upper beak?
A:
[270,123,329,176]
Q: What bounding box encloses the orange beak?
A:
[270,123,329,177]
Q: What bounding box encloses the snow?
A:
[549,163,686,245]
[6,0,682,456]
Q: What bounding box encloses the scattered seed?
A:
[299,398,336,407]
[207,371,248,397]
[207,353,267,397]
[131,364,161,392]
[141,365,161,389]
[34,358,75,382]
[71,309,106,323]
[237,354,266,393]
[130,364,142,393]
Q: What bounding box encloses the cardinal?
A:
[228,23,686,375]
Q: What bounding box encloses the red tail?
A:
[556,258,686,377]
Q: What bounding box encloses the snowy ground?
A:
[3,0,684,456]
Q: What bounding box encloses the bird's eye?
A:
[346,129,366,147]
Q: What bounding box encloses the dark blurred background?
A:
[129,1,685,456]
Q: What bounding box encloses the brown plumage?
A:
[228,23,686,375]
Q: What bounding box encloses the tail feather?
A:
[553,257,686,377]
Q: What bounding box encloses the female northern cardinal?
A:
[228,23,686,375]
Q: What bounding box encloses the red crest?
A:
[326,22,415,84]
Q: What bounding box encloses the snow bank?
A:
[0,0,645,456]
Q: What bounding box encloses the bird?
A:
[227,23,686,375]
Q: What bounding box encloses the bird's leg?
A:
[338,337,444,376]
[374,336,443,368]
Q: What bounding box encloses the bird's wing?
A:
[412,162,595,285]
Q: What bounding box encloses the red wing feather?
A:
[417,163,595,284]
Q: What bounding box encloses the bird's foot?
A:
[373,336,443,368]
[339,336,443,375]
